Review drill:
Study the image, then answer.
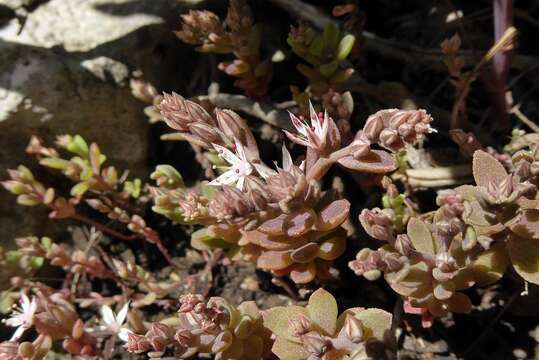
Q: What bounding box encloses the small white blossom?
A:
[90,302,131,342]
[3,293,38,341]
[254,145,304,179]
[208,141,253,191]
[284,101,329,149]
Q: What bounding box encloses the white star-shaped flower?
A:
[284,101,329,150]
[3,293,38,341]
[253,145,305,179]
[90,302,131,342]
[208,141,253,191]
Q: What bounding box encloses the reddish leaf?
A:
[337,150,397,174]
[284,210,315,237]
[258,214,286,236]
[257,250,293,270]
[290,242,320,263]
[290,262,317,284]
[472,150,507,187]
[315,199,350,231]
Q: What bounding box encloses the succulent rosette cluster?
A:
[350,145,539,326]
[152,92,433,283]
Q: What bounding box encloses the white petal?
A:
[118,328,132,342]
[283,130,311,148]
[101,305,116,326]
[208,170,238,187]
[5,316,23,327]
[299,160,306,172]
[288,112,308,137]
[281,145,293,171]
[212,143,241,166]
[236,176,245,191]
[116,302,130,326]
[308,100,318,124]
[235,141,248,161]
[10,325,26,341]
[253,163,276,179]
[321,110,329,139]
[20,293,30,312]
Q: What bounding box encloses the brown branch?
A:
[205,83,294,131]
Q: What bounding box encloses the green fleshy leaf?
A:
[322,23,340,52]
[306,288,338,335]
[336,34,355,61]
[507,234,539,285]
[407,218,436,255]
[354,308,392,340]
[271,336,307,360]
[263,306,308,342]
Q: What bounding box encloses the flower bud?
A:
[341,314,364,343]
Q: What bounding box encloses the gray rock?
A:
[0,0,196,243]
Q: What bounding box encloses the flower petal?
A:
[119,328,132,342]
[116,302,130,325]
[283,130,311,148]
[253,163,276,179]
[212,143,241,166]
[236,176,245,191]
[10,325,26,341]
[208,170,238,187]
[281,145,293,171]
[101,305,116,326]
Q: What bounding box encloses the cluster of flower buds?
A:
[264,288,394,359]
[176,0,272,97]
[126,294,272,359]
[359,108,435,152]
[14,236,113,279]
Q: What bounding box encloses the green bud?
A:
[17,194,41,206]
[336,34,356,61]
[39,157,70,170]
[70,182,89,198]
[67,135,89,158]
[17,165,34,182]
[2,180,27,195]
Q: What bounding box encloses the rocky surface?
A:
[0,0,197,243]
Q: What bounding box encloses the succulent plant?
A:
[176,0,272,97]
[126,294,272,359]
[288,23,356,97]
[350,145,539,326]
[263,288,393,359]
[151,93,433,283]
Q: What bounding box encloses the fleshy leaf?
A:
[257,250,293,270]
[337,150,397,174]
[263,306,308,342]
[508,209,539,240]
[258,214,286,235]
[354,308,392,340]
[290,262,317,284]
[315,199,350,231]
[317,236,346,260]
[306,288,338,335]
[271,336,307,360]
[407,218,436,255]
[284,210,315,237]
[472,242,509,286]
[243,231,306,251]
[507,235,539,285]
[290,242,320,263]
[472,150,507,187]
